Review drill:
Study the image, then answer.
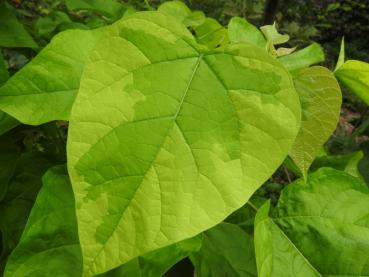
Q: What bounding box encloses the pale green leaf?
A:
[278,43,325,71]
[194,17,228,49]
[191,223,257,277]
[334,37,345,71]
[335,60,369,105]
[4,165,82,277]
[67,11,300,275]
[275,46,296,57]
[158,1,205,28]
[0,28,103,125]
[0,3,38,48]
[289,66,342,177]
[255,168,369,276]
[260,23,289,45]
[228,17,266,48]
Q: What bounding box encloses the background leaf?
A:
[228,17,266,48]
[191,223,257,277]
[4,165,82,277]
[278,43,325,72]
[335,60,369,105]
[289,66,341,177]
[255,168,369,276]
[0,3,38,48]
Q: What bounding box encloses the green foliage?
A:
[0,1,368,276]
[255,168,369,276]
[0,28,103,124]
[0,3,38,48]
[335,60,369,105]
[289,66,342,177]
[67,11,299,275]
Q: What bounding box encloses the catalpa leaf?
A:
[228,17,266,48]
[194,17,228,49]
[65,0,127,20]
[0,28,103,125]
[310,151,364,179]
[289,66,341,177]
[0,3,38,48]
[158,0,205,28]
[4,165,82,277]
[335,60,369,105]
[255,168,369,276]
[0,151,56,261]
[67,11,300,275]
[278,43,325,72]
[100,236,201,277]
[191,223,257,277]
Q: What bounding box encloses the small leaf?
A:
[4,165,82,277]
[0,113,19,136]
[0,3,38,48]
[289,66,342,177]
[194,17,228,49]
[191,223,257,277]
[67,12,300,275]
[65,0,127,20]
[275,46,296,57]
[0,28,103,125]
[255,168,369,276]
[335,60,369,105]
[260,23,289,45]
[278,43,325,71]
[228,17,266,48]
[334,37,345,71]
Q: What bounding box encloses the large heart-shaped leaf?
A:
[289,66,341,177]
[67,11,300,275]
[0,28,102,125]
[255,168,369,276]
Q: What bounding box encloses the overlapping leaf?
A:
[255,168,369,276]
[191,223,257,277]
[4,166,82,277]
[228,17,266,48]
[67,11,300,275]
[289,66,341,177]
[278,43,325,72]
[0,28,103,125]
[0,3,38,48]
[335,60,369,105]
